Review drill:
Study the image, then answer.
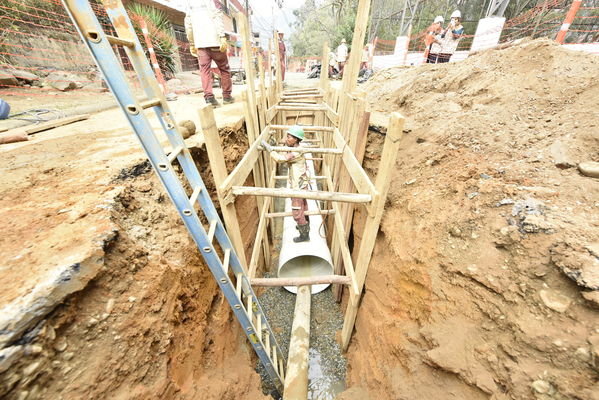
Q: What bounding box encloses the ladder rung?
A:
[167,145,183,163]
[247,295,253,325]
[222,248,231,274]
[265,334,271,357]
[106,34,135,48]
[189,186,202,205]
[207,219,217,244]
[278,358,285,380]
[236,273,242,299]
[272,347,278,373]
[140,98,162,109]
[257,317,262,341]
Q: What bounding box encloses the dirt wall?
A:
[345,39,599,400]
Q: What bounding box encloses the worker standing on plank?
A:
[184,0,233,108]
[261,126,310,243]
[278,31,287,81]
[438,10,464,63]
[336,38,348,76]
[425,16,445,63]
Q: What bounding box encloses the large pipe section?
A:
[283,285,311,399]
[277,157,334,294]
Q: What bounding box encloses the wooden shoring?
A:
[331,127,375,199]
[238,13,259,136]
[265,209,335,218]
[340,0,371,95]
[241,90,267,209]
[333,109,370,301]
[341,112,405,351]
[248,169,275,278]
[275,105,327,112]
[319,41,330,91]
[251,275,350,287]
[198,104,248,270]
[269,146,342,155]
[230,186,371,204]
[267,38,274,91]
[269,124,334,132]
[273,31,283,99]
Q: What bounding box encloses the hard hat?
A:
[434,16,444,23]
[451,10,461,19]
[287,125,305,141]
[341,38,347,43]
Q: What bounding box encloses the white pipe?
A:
[283,285,311,399]
[277,156,334,294]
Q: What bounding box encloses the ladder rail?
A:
[61,0,285,394]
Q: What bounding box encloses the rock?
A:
[22,361,41,377]
[521,214,554,234]
[539,289,572,313]
[128,296,136,303]
[0,68,19,87]
[551,241,599,290]
[588,334,599,358]
[53,337,68,352]
[26,344,43,355]
[550,140,575,169]
[531,379,555,394]
[45,71,82,91]
[449,226,462,237]
[105,298,115,314]
[575,346,591,362]
[178,119,196,139]
[496,198,514,207]
[578,161,599,178]
[582,291,599,308]
[0,345,24,373]
[63,352,74,361]
[12,69,40,84]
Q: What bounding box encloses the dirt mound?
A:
[347,39,599,399]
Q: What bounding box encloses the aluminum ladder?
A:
[60,0,285,394]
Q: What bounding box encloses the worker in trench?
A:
[261,126,310,243]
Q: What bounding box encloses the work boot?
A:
[296,215,310,230]
[293,223,310,243]
[223,95,235,104]
[206,96,221,108]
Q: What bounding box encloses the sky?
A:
[248,0,306,46]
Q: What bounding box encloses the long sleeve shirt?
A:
[268,149,309,190]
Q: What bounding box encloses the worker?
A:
[438,10,464,63]
[336,38,348,76]
[261,126,310,243]
[360,45,369,70]
[184,0,233,108]
[425,16,444,63]
[328,51,339,77]
[278,31,286,81]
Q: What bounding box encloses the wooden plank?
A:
[266,209,335,218]
[341,0,371,94]
[319,41,330,90]
[275,105,327,112]
[269,124,334,132]
[341,112,404,351]
[23,114,90,135]
[198,104,249,270]
[324,103,339,125]
[248,177,273,278]
[273,30,283,98]
[250,275,351,287]
[332,128,376,197]
[269,145,342,155]
[231,186,372,204]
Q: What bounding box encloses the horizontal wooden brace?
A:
[275,105,327,112]
[231,186,372,203]
[268,146,342,155]
[250,275,351,287]
[274,175,326,180]
[266,209,335,218]
[269,124,335,132]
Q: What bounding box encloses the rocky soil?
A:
[344,39,599,399]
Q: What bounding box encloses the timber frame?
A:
[199,1,404,351]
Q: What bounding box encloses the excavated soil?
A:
[0,122,269,399]
[344,39,599,399]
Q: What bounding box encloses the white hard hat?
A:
[451,10,461,19]
[434,16,444,23]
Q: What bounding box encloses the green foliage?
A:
[127,2,178,78]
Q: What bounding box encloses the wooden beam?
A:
[248,177,273,278]
[332,128,376,197]
[341,0,371,94]
[275,105,327,112]
[268,146,342,155]
[231,186,372,204]
[269,124,334,132]
[266,209,335,218]
[341,112,405,351]
[198,104,248,270]
[23,114,90,135]
[319,41,330,90]
[323,102,339,125]
[250,275,351,287]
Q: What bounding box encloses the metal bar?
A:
[140,98,162,109]
[207,219,217,243]
[167,145,183,163]
[222,248,231,274]
[189,186,202,205]
[105,34,134,47]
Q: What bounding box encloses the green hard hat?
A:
[287,125,305,140]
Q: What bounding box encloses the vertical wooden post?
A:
[319,42,330,91]
[238,12,259,136]
[340,0,371,95]
[198,104,248,270]
[341,112,404,351]
[273,31,284,98]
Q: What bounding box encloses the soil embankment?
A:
[346,39,599,399]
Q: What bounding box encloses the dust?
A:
[344,39,599,399]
